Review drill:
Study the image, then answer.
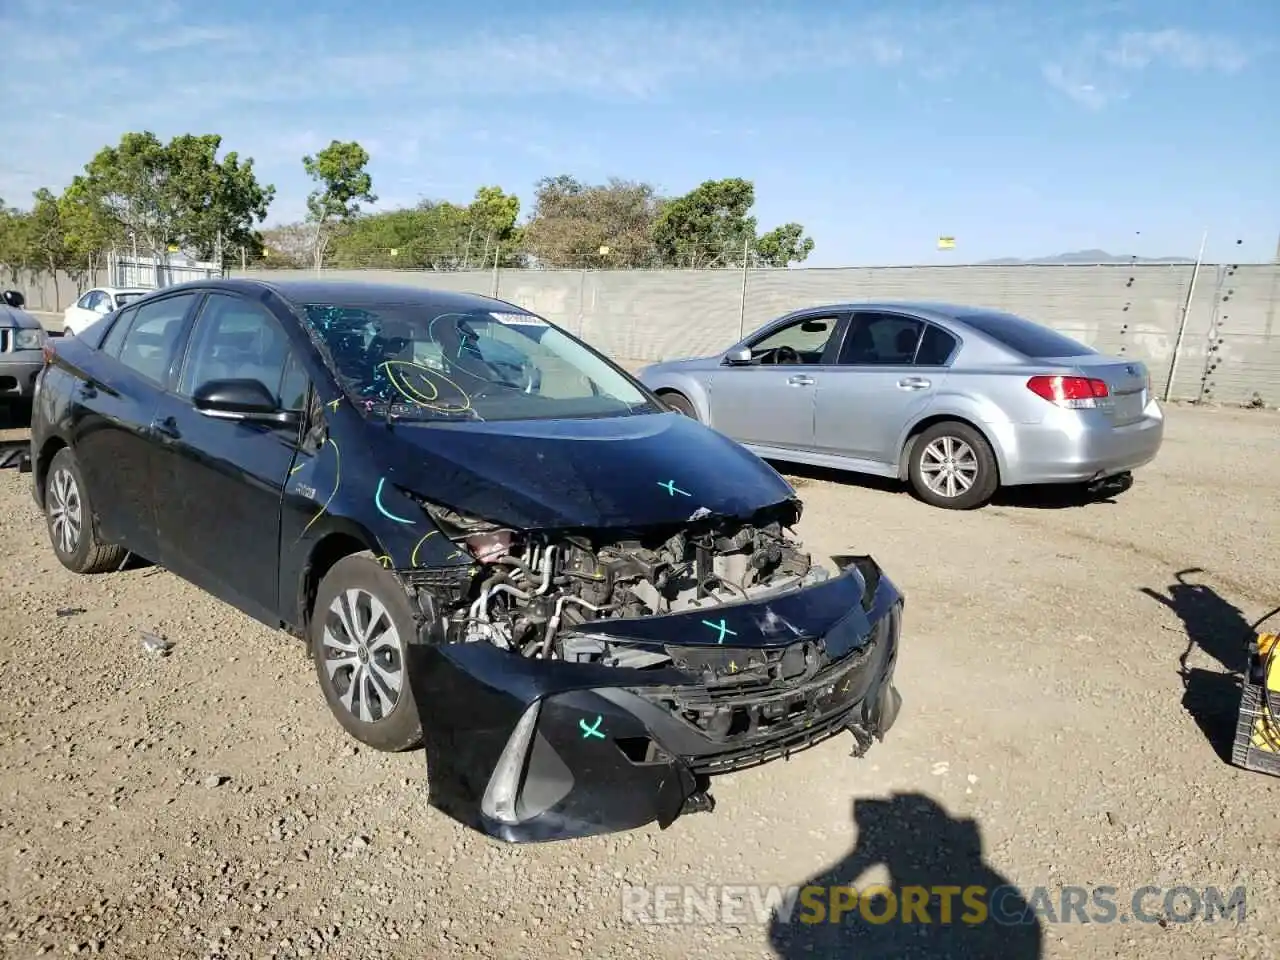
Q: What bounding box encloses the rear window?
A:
[955,310,1094,359]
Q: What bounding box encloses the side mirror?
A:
[2,290,25,309]
[723,346,753,365]
[193,378,300,425]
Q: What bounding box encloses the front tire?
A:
[44,447,128,574]
[311,551,424,752]
[659,391,698,419]
[907,421,999,510]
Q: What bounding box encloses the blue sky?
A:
[1,0,1276,266]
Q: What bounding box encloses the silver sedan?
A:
[638,301,1165,510]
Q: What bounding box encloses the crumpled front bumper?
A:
[408,555,903,843]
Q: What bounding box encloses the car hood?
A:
[381,411,795,530]
[0,305,41,330]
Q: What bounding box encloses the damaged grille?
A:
[640,613,893,759]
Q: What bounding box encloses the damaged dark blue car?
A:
[20,278,904,843]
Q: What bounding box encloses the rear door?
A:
[706,311,847,450]
[149,292,310,623]
[812,312,949,464]
[70,292,203,559]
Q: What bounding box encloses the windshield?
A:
[299,302,659,422]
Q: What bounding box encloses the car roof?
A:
[153,276,530,316]
[96,286,151,295]
[784,300,1006,320]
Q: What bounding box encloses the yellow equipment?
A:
[1232,630,1280,776]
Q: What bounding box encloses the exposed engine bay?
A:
[433,500,814,664]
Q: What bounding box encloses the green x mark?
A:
[579,715,606,739]
[657,480,691,497]
[701,618,737,644]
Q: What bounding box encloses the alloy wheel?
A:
[321,587,405,724]
[919,436,980,499]
[48,466,83,555]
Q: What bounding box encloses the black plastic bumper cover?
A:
[410,555,903,843]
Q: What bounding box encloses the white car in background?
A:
[62,286,150,336]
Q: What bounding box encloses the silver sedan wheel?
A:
[48,466,83,555]
[919,436,979,499]
[321,588,405,724]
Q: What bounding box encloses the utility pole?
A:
[737,237,751,341]
[490,244,501,297]
[1164,229,1208,402]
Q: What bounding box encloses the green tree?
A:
[164,133,276,263]
[302,140,376,269]
[521,175,663,269]
[0,199,34,285]
[651,177,758,268]
[26,189,72,307]
[465,185,521,267]
[63,131,275,264]
[754,222,815,267]
[58,184,119,277]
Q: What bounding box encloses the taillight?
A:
[1026,375,1110,409]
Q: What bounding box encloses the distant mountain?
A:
[978,249,1195,265]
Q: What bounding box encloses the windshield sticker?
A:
[490,311,548,327]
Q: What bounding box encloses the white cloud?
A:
[1104,29,1250,72]
[1043,27,1256,109]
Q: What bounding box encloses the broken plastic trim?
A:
[480,699,542,824]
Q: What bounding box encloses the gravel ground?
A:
[1,402,1278,960]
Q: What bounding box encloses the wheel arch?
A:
[292,523,381,644]
[897,413,1005,483]
[649,375,713,422]
[34,435,68,509]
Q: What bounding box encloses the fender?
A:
[896,393,1017,481]
[642,369,717,424]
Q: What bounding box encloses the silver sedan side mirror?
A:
[724,346,753,365]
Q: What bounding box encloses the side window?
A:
[749,315,841,365]
[116,293,200,384]
[838,313,924,366]
[77,291,99,311]
[100,306,138,358]
[916,324,959,366]
[178,293,305,409]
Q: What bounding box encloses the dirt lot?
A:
[1,403,1278,960]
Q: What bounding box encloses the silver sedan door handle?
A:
[897,376,931,390]
[786,374,815,386]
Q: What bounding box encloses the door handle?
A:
[786,375,815,386]
[152,416,181,440]
[896,377,931,390]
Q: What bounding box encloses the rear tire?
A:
[659,391,698,420]
[907,421,999,510]
[44,447,128,574]
[311,551,424,752]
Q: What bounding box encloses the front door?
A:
[813,312,953,464]
[707,312,846,451]
[149,292,310,623]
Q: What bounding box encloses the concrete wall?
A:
[238,262,1279,406]
[8,261,1277,405]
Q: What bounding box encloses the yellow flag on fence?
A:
[937,236,956,250]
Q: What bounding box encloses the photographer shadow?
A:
[1140,568,1258,762]
[769,792,1043,959]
